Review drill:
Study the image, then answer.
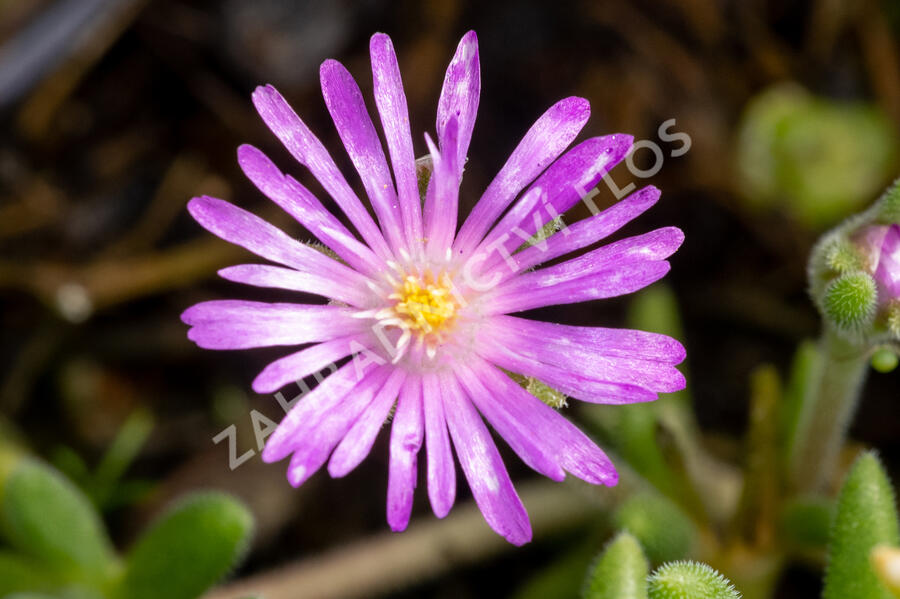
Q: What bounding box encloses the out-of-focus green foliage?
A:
[0,452,253,599]
[736,84,897,228]
[0,457,116,581]
[613,492,697,565]
[823,452,899,599]
[512,543,596,599]
[777,495,834,553]
[116,493,253,599]
[582,532,649,599]
[647,561,742,599]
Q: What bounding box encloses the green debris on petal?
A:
[516,216,565,253]
[506,371,568,408]
[647,561,741,599]
[416,155,433,205]
[582,532,649,599]
[822,272,877,333]
[823,452,900,599]
[306,241,342,263]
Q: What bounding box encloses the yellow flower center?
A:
[389,272,459,335]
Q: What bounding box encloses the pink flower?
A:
[875,224,900,300]
[182,31,686,544]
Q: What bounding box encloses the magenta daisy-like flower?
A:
[182,31,686,545]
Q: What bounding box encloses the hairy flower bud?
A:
[809,180,900,347]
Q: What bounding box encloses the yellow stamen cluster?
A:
[389,272,458,335]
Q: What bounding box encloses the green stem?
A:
[789,329,869,493]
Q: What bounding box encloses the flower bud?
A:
[809,181,900,344]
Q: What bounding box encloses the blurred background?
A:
[1,0,899,597]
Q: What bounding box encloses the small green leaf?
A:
[582,532,649,599]
[614,492,696,564]
[647,561,741,599]
[823,452,899,599]
[116,492,253,599]
[0,458,115,579]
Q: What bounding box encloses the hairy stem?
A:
[789,329,869,493]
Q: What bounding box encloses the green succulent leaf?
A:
[582,532,649,599]
[613,492,696,565]
[0,457,115,580]
[823,452,900,599]
[647,561,741,599]
[116,492,253,599]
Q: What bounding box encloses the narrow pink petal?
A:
[422,124,459,261]
[437,31,479,177]
[494,227,684,298]
[482,320,686,393]
[876,223,900,298]
[387,376,424,531]
[488,315,686,364]
[320,60,405,252]
[482,261,672,315]
[251,85,392,259]
[329,368,407,477]
[237,144,382,275]
[262,360,376,463]
[285,366,391,487]
[252,334,366,394]
[454,96,591,255]
[188,196,366,282]
[473,336,658,404]
[441,372,531,546]
[218,264,370,307]
[181,301,362,350]
[469,134,632,275]
[506,185,661,277]
[469,359,618,486]
[370,33,423,251]
[452,367,565,481]
[422,374,456,518]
